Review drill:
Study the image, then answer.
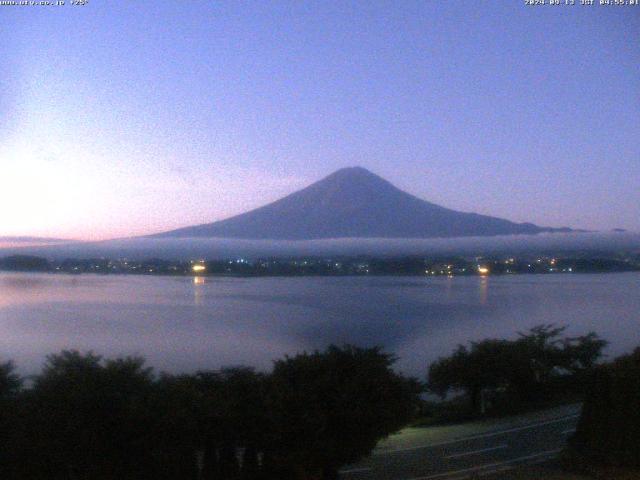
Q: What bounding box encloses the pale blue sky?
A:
[2,1,638,239]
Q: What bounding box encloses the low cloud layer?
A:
[1,232,638,261]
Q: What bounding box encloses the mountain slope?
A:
[152,167,566,240]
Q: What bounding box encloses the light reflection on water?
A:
[193,276,206,305]
[479,276,488,305]
[1,272,639,376]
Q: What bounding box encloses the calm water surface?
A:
[1,272,639,376]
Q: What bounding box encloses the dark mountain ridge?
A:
[152,167,569,240]
[0,236,73,243]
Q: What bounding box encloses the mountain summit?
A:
[153,167,565,240]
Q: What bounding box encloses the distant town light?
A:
[478,266,490,275]
[192,264,206,273]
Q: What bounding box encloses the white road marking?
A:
[404,448,563,480]
[478,465,513,476]
[376,414,579,455]
[443,444,507,459]
[562,428,576,434]
[339,467,372,474]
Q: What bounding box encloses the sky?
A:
[1,1,638,240]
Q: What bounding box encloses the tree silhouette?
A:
[428,325,607,413]
[0,347,421,479]
[10,351,155,479]
[570,347,640,467]
[266,345,421,480]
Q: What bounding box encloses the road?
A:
[340,404,581,480]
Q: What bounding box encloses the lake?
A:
[1,272,639,377]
